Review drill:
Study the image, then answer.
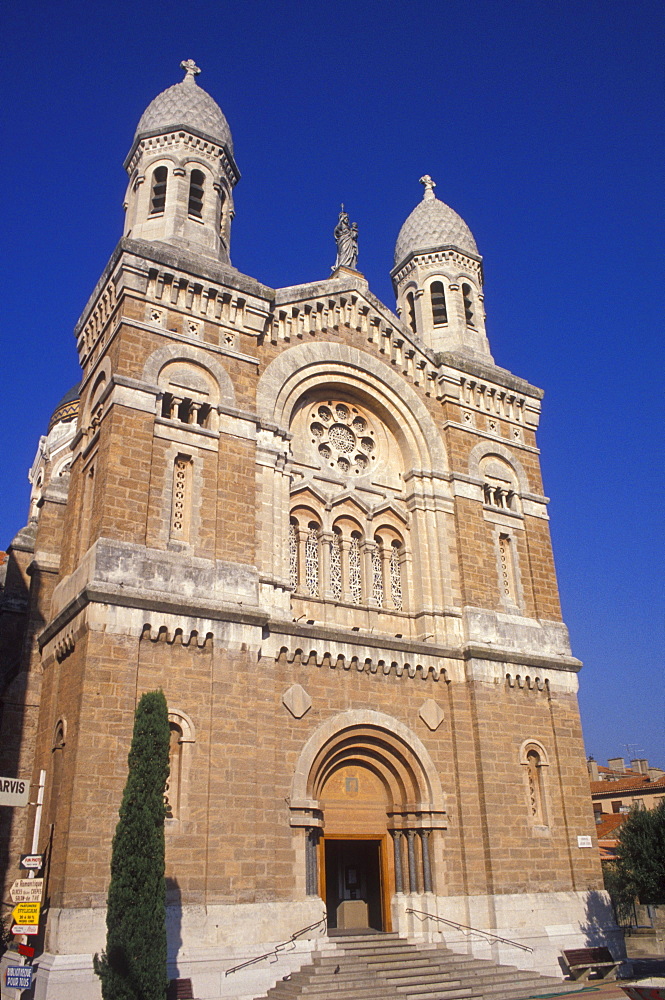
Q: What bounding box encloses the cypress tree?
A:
[94,690,170,1000]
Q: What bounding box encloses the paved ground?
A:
[525,959,665,1000]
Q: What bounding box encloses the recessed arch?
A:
[256,342,448,473]
[142,343,236,409]
[290,709,445,813]
[468,440,530,494]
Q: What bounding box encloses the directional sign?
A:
[11,925,38,936]
[19,854,43,870]
[5,967,33,989]
[10,879,44,903]
[11,902,40,926]
[0,777,29,807]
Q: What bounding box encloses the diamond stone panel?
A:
[282,684,312,720]
[419,698,444,732]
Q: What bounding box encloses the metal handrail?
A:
[224,914,327,976]
[405,907,533,953]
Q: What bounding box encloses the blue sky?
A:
[2,0,663,765]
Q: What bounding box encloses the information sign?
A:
[11,902,40,926]
[577,835,593,848]
[19,854,43,870]
[11,924,39,936]
[0,777,30,807]
[17,944,35,958]
[5,967,33,989]
[10,879,44,903]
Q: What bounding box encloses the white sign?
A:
[11,923,39,936]
[577,835,593,848]
[0,777,30,807]
[10,879,44,903]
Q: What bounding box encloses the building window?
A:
[171,456,192,542]
[330,528,342,600]
[462,283,475,327]
[305,523,320,597]
[161,393,211,428]
[289,520,299,591]
[349,532,363,604]
[498,533,517,604]
[165,721,183,819]
[430,281,448,325]
[390,541,403,610]
[405,292,417,333]
[188,169,205,218]
[526,749,547,825]
[484,482,516,510]
[372,543,384,605]
[150,166,168,215]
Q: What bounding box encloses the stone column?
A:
[391,830,404,894]
[305,828,319,896]
[406,830,418,893]
[421,830,432,892]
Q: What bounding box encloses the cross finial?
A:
[420,174,436,201]
[181,59,201,81]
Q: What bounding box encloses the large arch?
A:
[256,343,448,473]
[141,343,236,409]
[290,710,445,815]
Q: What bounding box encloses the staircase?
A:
[260,932,580,1000]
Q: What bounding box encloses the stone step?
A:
[262,934,571,1000]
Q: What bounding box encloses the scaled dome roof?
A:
[135,60,233,152]
[394,176,478,267]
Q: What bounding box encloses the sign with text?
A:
[11,924,39,936]
[19,854,43,870]
[577,835,593,848]
[11,901,40,926]
[5,967,33,990]
[10,879,44,903]
[0,777,29,807]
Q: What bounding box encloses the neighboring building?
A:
[0,62,618,998]
[588,757,665,861]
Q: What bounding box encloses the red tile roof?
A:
[596,813,625,839]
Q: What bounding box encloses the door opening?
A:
[324,839,383,931]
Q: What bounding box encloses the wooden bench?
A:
[562,946,620,981]
[167,979,196,1000]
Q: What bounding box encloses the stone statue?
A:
[332,206,358,271]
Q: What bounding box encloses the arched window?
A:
[165,721,183,818]
[526,749,547,825]
[462,283,475,327]
[188,169,205,218]
[349,531,363,604]
[520,741,549,829]
[430,281,448,325]
[150,166,168,215]
[405,292,417,333]
[372,537,384,605]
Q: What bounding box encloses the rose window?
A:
[308,401,377,476]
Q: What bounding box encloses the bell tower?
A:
[122,60,240,264]
[391,176,492,361]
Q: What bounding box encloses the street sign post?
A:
[0,777,30,807]
[5,967,33,990]
[10,878,44,902]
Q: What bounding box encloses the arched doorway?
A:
[290,711,446,933]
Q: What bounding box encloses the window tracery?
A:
[372,544,384,605]
[349,533,363,604]
[330,529,342,600]
[305,523,320,596]
[289,520,299,591]
[308,401,377,478]
[390,542,403,610]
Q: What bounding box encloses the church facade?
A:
[0,62,617,999]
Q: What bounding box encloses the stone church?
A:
[0,61,618,999]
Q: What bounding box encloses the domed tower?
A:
[122,60,239,264]
[391,175,492,361]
